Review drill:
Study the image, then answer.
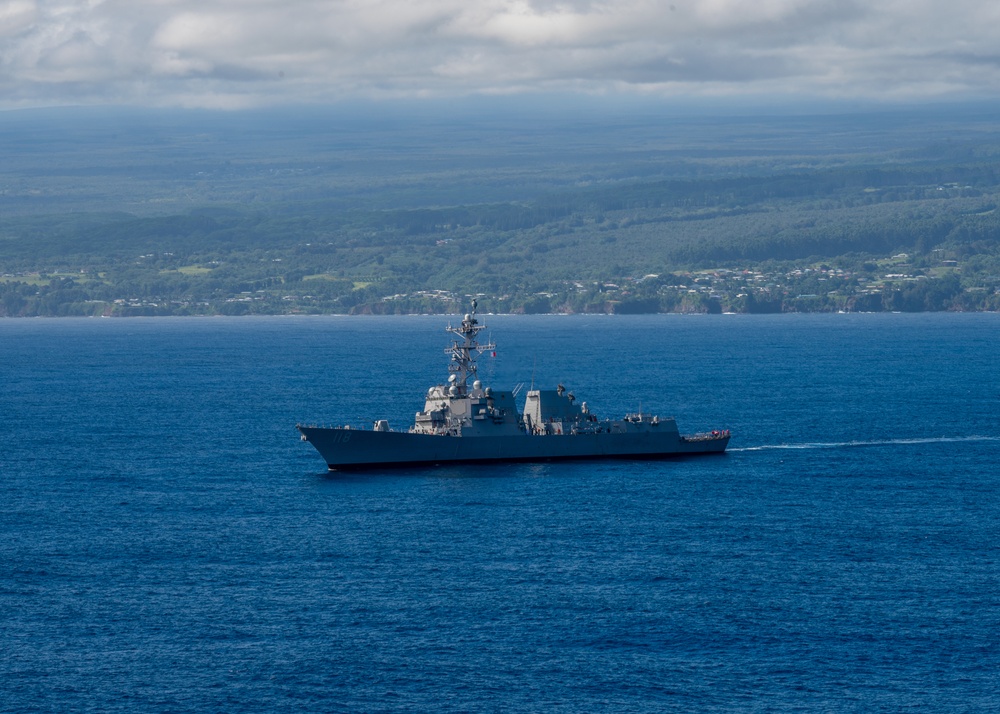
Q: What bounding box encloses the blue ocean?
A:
[2,314,998,712]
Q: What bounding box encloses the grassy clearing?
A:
[0,275,49,285]
[163,265,214,276]
[0,272,108,286]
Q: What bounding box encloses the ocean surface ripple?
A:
[2,313,998,712]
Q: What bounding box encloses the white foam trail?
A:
[729,435,1000,452]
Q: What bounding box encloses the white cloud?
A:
[1,0,998,108]
[0,0,37,37]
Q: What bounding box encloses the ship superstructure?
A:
[297,305,729,470]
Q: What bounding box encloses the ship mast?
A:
[445,300,495,395]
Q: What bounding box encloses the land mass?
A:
[2,103,999,316]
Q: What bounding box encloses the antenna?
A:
[530,355,536,391]
[485,330,496,384]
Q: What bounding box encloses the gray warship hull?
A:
[298,425,729,470]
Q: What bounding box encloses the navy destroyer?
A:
[297,305,730,470]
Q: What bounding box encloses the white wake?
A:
[729,435,1000,452]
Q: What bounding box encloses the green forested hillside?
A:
[2,106,999,315]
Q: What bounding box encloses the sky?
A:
[2,0,1000,110]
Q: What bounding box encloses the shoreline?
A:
[1,309,997,320]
